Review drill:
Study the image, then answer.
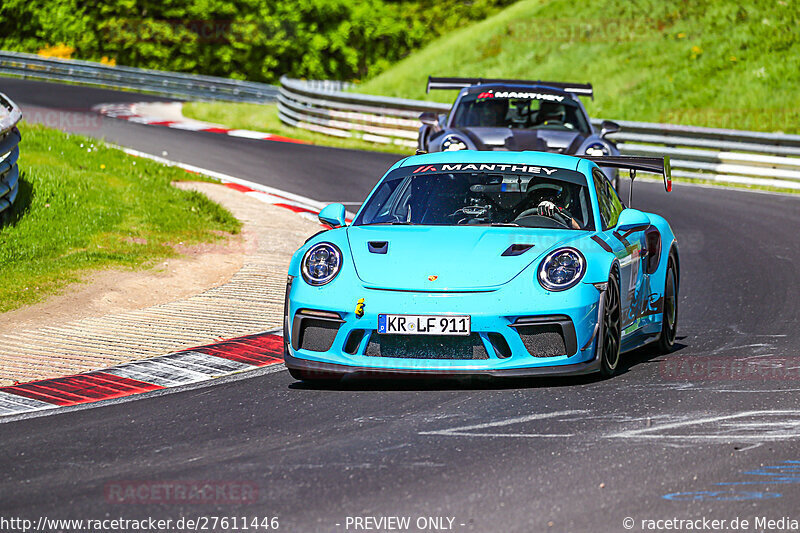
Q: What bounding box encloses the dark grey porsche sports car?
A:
[418,77,621,187]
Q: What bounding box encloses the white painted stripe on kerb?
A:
[165,122,210,132]
[228,129,272,139]
[0,391,57,416]
[161,350,253,375]
[126,116,160,125]
[102,350,253,390]
[106,359,213,387]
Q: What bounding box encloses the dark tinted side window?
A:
[605,178,625,228]
[593,168,624,230]
[356,178,403,224]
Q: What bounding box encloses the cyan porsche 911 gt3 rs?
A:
[283,151,678,382]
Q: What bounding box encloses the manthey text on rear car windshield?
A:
[451,90,590,133]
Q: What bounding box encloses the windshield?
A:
[354,165,594,230]
[451,91,590,133]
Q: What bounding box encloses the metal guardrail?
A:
[279,77,800,189]
[0,92,22,218]
[0,50,278,103]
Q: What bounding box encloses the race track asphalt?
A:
[1,78,799,533]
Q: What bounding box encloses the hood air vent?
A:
[501,244,534,257]
[368,241,388,254]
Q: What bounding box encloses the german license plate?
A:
[378,314,471,336]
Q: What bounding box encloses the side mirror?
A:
[419,112,438,126]
[600,120,620,138]
[616,208,650,231]
[318,203,347,228]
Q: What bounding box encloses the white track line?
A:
[119,147,327,211]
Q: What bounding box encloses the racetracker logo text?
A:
[104,480,258,504]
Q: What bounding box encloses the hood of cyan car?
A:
[346,225,586,291]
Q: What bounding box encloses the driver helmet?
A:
[537,102,567,125]
[530,183,565,206]
[475,98,508,127]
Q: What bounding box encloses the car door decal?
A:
[590,234,613,252]
[625,276,664,327]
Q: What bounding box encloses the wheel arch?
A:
[668,241,680,293]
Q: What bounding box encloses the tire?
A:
[599,269,622,378]
[654,255,678,354]
[288,367,342,384]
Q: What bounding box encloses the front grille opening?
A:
[516,324,567,358]
[297,319,340,352]
[487,333,511,358]
[344,330,366,354]
[366,333,489,360]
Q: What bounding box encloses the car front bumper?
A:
[284,279,604,378]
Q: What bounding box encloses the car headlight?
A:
[584,142,609,157]
[442,135,468,151]
[302,243,342,286]
[538,248,586,291]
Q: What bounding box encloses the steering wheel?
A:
[515,206,572,228]
[449,202,495,224]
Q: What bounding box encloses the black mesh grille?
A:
[365,333,489,360]
[516,324,567,357]
[298,320,339,352]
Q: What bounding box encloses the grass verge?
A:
[358,0,800,134]
[182,102,410,155]
[0,123,241,313]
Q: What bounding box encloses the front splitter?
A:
[284,351,601,379]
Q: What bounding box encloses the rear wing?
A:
[584,155,672,203]
[426,76,593,99]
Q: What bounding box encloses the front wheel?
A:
[599,270,622,378]
[654,255,678,353]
